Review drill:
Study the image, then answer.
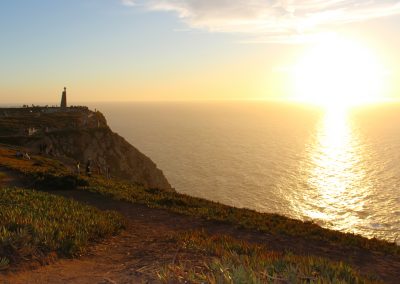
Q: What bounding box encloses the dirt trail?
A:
[0,169,25,188]
[1,189,400,283]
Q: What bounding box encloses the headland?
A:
[0,100,399,283]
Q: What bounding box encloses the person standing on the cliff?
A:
[106,165,110,179]
[96,160,101,175]
[24,152,31,160]
[16,150,23,158]
[76,161,80,175]
[86,160,92,177]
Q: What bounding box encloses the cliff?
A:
[35,128,172,191]
[0,107,173,191]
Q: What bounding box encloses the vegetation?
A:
[0,109,106,137]
[0,147,65,175]
[82,176,400,256]
[0,147,86,189]
[0,187,124,269]
[158,230,380,283]
[0,145,398,257]
[0,143,399,283]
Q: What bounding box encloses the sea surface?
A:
[91,102,400,243]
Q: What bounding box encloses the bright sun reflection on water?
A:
[302,107,370,232]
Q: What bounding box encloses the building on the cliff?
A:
[60,87,67,108]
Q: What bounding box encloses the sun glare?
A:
[292,35,386,109]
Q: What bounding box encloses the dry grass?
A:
[1,145,399,256]
[0,187,124,270]
[82,176,400,256]
[157,230,381,283]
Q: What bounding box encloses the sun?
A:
[292,35,386,109]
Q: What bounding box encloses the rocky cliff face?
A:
[0,107,173,191]
[32,127,173,191]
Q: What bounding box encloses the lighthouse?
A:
[60,87,67,109]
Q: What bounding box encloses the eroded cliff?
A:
[0,107,173,191]
[39,128,172,191]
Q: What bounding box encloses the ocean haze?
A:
[91,101,400,243]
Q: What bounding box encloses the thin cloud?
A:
[124,1,400,42]
[121,0,136,7]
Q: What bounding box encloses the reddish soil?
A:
[1,189,399,283]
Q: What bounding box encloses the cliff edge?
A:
[0,106,173,191]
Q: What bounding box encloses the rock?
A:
[37,128,173,191]
[0,107,173,192]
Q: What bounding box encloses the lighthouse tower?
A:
[60,87,67,109]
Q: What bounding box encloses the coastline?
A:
[0,107,399,282]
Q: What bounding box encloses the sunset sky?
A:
[1,0,400,104]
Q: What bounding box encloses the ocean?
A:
[91,101,400,243]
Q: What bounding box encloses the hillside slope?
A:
[0,107,172,191]
[35,128,172,191]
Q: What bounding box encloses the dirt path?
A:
[2,189,400,283]
[0,169,25,188]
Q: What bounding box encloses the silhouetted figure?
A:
[60,87,67,109]
[16,151,23,158]
[86,160,92,177]
[76,161,80,175]
[39,143,47,154]
[94,160,100,175]
[106,166,110,179]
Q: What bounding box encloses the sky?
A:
[1,0,400,104]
